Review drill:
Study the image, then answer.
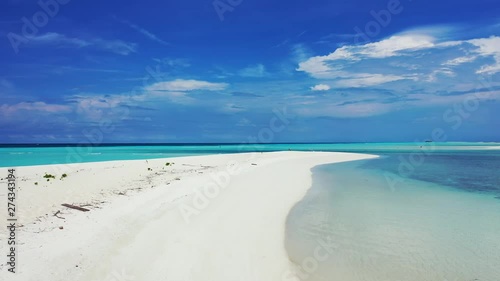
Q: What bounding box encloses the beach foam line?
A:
[0,151,377,281]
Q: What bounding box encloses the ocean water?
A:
[286,149,500,281]
[0,142,498,167]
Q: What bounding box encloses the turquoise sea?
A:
[0,142,498,167]
[286,145,500,281]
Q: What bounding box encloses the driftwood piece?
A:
[61,204,90,212]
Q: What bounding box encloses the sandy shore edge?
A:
[0,151,377,280]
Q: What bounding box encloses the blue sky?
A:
[0,0,499,143]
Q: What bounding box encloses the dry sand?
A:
[0,151,376,281]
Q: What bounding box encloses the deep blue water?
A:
[361,151,500,197]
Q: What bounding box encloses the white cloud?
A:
[296,50,349,77]
[146,79,228,92]
[0,102,71,116]
[297,30,500,88]
[357,35,435,58]
[239,64,268,77]
[311,84,331,91]
[116,17,169,46]
[442,36,500,74]
[297,34,436,78]
[29,32,89,47]
[68,94,139,121]
[90,38,137,55]
[469,36,500,74]
[334,74,411,88]
[444,55,478,66]
[291,89,500,118]
[154,58,191,68]
[28,32,137,55]
[291,44,313,63]
[470,36,500,57]
[426,68,456,82]
[68,79,229,120]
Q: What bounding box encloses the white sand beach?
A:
[0,151,376,281]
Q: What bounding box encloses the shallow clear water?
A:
[286,150,500,281]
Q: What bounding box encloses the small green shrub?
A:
[43,173,56,180]
[60,174,68,180]
[34,182,38,185]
